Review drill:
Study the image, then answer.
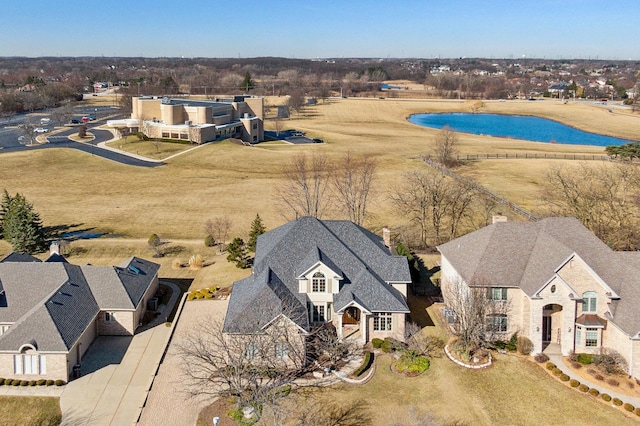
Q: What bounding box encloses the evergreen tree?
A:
[242,72,255,92]
[247,214,266,252]
[2,192,47,254]
[226,237,249,269]
[0,189,13,239]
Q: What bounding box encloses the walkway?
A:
[58,280,182,425]
[137,298,229,426]
[544,344,640,408]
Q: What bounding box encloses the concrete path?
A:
[138,298,229,426]
[58,281,182,425]
[545,344,640,408]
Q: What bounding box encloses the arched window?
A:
[582,291,597,313]
[312,272,326,292]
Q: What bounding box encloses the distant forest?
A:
[1,56,638,114]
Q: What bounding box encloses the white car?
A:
[34,127,49,133]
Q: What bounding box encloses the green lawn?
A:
[0,396,61,426]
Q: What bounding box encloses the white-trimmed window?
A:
[245,342,258,359]
[582,292,597,313]
[585,328,599,347]
[274,342,288,359]
[13,354,46,375]
[105,312,114,322]
[312,272,326,292]
[373,313,393,331]
[576,327,582,346]
[486,314,508,333]
[488,287,508,301]
[312,304,325,323]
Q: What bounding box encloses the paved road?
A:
[1,124,162,168]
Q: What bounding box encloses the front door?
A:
[542,316,552,342]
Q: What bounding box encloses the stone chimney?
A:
[382,226,391,248]
[492,213,508,224]
[50,241,60,256]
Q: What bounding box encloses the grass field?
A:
[0,396,61,426]
[1,98,638,283]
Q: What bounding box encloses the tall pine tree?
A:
[2,192,47,254]
[247,214,266,252]
[0,189,12,239]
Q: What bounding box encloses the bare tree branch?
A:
[332,152,377,226]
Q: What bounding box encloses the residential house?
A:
[0,246,160,381]
[107,95,264,144]
[223,217,411,364]
[438,217,640,378]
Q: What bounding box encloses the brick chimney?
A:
[382,226,391,248]
[50,241,60,256]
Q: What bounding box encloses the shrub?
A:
[381,337,407,353]
[589,388,599,397]
[393,350,430,374]
[0,378,3,385]
[552,368,563,376]
[54,379,65,386]
[12,380,20,386]
[602,393,612,402]
[594,373,604,381]
[568,350,578,362]
[371,338,384,349]
[353,351,374,377]
[546,362,556,370]
[186,292,195,301]
[189,254,204,269]
[560,374,570,382]
[593,348,628,375]
[494,340,506,350]
[613,398,623,406]
[516,336,533,355]
[607,378,620,387]
[570,361,582,369]
[570,379,580,387]
[624,403,634,412]
[586,368,597,376]
[204,235,215,247]
[29,380,36,386]
[20,380,28,386]
[534,353,549,363]
[577,353,593,364]
[635,407,640,416]
[578,384,589,393]
[36,379,46,386]
[505,343,517,352]
[46,380,54,386]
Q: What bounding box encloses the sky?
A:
[1,0,639,60]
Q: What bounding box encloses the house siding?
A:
[367,312,405,342]
[97,311,135,335]
[0,352,68,381]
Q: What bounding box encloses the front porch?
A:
[339,306,366,344]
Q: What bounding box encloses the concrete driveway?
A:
[138,298,229,426]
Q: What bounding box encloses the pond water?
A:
[408,113,636,147]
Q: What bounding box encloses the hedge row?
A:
[353,351,374,377]
[0,378,65,386]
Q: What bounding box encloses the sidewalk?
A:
[545,346,640,408]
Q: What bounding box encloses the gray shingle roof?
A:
[438,217,640,337]
[226,217,410,334]
[0,254,159,353]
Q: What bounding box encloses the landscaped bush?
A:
[381,337,407,353]
[12,380,20,386]
[20,380,28,386]
[578,384,589,393]
[624,403,634,412]
[54,380,65,386]
[552,368,563,376]
[534,353,549,363]
[586,368,597,376]
[589,388,599,397]
[594,373,604,381]
[570,379,580,387]
[353,351,373,377]
[602,394,611,402]
[607,378,620,387]
[634,407,640,416]
[29,380,36,386]
[46,380,54,386]
[0,378,4,385]
[371,338,383,349]
[516,336,533,355]
[613,398,623,406]
[204,235,215,247]
[577,353,593,364]
[593,348,628,375]
[493,340,507,350]
[560,374,570,382]
[36,379,46,386]
[569,350,578,362]
[392,350,430,374]
[546,362,556,370]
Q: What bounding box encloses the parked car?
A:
[70,119,81,124]
[34,127,49,133]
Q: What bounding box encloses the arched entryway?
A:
[542,304,563,351]
[341,307,361,340]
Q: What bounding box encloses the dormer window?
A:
[312,272,326,292]
[582,291,597,313]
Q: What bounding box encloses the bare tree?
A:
[205,216,232,253]
[332,152,377,226]
[17,119,37,145]
[276,153,330,219]
[441,277,511,356]
[433,125,459,167]
[544,162,640,250]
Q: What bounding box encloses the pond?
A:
[408,113,636,147]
